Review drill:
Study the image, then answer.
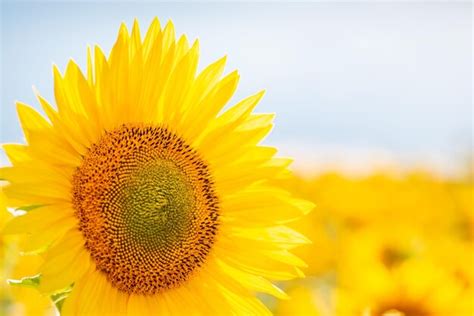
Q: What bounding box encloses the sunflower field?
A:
[272,165,473,315]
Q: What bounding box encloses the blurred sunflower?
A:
[337,226,424,290]
[1,19,312,315]
[273,170,474,316]
[1,192,55,316]
[335,259,472,316]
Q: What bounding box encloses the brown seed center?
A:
[72,124,219,294]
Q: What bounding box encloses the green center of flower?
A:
[119,160,195,251]
[72,124,219,294]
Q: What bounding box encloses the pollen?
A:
[72,124,219,294]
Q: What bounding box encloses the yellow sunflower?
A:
[335,259,472,316]
[1,19,313,315]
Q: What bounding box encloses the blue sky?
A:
[1,2,472,174]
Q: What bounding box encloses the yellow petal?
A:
[183,70,239,141]
[178,56,227,129]
[143,17,161,60]
[130,18,142,58]
[3,205,73,235]
[216,259,289,299]
[16,102,51,143]
[161,20,176,62]
[21,216,76,253]
[162,39,199,125]
[195,90,265,148]
[127,294,153,315]
[2,144,30,164]
[39,232,90,293]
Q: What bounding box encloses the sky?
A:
[1,2,472,175]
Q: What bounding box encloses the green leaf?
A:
[51,284,73,313]
[8,274,41,288]
[15,204,45,212]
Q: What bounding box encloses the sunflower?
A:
[1,19,313,315]
[335,259,472,316]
